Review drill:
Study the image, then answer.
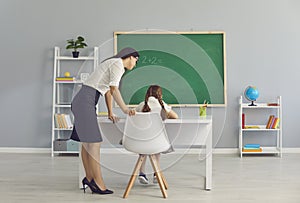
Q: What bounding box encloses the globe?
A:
[244,86,259,106]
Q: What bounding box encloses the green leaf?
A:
[77,36,84,41]
[67,39,74,43]
[66,45,74,49]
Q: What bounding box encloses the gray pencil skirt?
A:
[70,85,102,143]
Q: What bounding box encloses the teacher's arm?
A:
[105,91,119,123]
[109,86,135,116]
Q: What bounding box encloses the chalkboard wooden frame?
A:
[114,31,227,107]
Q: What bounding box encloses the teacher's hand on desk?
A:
[108,113,120,123]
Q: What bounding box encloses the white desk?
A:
[79,116,212,190]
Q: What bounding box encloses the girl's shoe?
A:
[153,173,158,184]
[138,173,149,184]
[90,179,114,195]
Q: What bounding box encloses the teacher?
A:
[70,47,139,195]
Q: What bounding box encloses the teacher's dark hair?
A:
[116,47,139,59]
[103,47,139,62]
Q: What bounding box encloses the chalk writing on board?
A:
[141,56,163,65]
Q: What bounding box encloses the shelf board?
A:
[55,104,71,108]
[242,147,280,154]
[53,151,79,154]
[55,81,83,84]
[57,56,94,60]
[242,125,279,131]
[241,103,280,108]
[54,128,73,131]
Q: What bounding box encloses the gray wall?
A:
[1,0,299,149]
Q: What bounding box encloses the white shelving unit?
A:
[239,96,282,157]
[51,46,98,156]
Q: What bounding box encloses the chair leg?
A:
[159,169,168,190]
[149,154,168,198]
[153,156,168,190]
[123,154,146,198]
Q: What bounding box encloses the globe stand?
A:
[248,100,257,106]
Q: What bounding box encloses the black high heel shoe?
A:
[82,177,92,193]
[90,179,114,195]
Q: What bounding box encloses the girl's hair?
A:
[142,85,166,113]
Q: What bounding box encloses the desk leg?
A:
[205,123,212,190]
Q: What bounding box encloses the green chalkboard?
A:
[115,32,226,106]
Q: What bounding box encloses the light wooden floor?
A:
[0,152,299,203]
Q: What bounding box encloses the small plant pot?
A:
[72,51,79,58]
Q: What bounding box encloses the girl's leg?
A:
[155,153,161,163]
[139,156,147,174]
[138,155,149,184]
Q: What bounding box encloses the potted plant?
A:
[66,36,88,58]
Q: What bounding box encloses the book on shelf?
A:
[244,125,260,129]
[61,114,68,128]
[242,113,245,129]
[55,114,65,128]
[64,114,73,129]
[242,148,262,152]
[243,144,261,152]
[267,103,279,106]
[266,115,275,129]
[56,77,76,81]
[271,117,280,129]
[54,114,61,128]
[54,113,73,129]
[244,144,260,148]
[265,115,279,129]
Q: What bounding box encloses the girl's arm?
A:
[166,110,178,119]
[162,100,178,119]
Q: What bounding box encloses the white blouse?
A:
[84,58,124,95]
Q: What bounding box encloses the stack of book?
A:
[242,144,262,152]
[266,115,280,129]
[55,77,76,82]
[54,113,73,129]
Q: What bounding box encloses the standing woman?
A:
[71,47,139,195]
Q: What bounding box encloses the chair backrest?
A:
[122,112,171,154]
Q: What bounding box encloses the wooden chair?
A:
[122,112,171,198]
